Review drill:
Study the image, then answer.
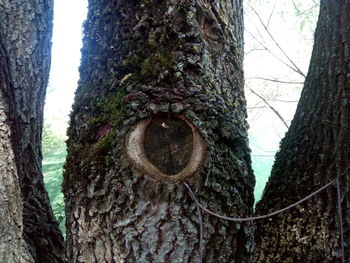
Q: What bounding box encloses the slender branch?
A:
[247,106,268,109]
[245,29,304,76]
[311,0,319,7]
[267,0,278,28]
[252,154,275,157]
[244,11,269,46]
[298,4,319,17]
[249,88,289,128]
[268,99,299,103]
[247,3,306,78]
[291,0,301,14]
[249,77,304,85]
[245,48,266,55]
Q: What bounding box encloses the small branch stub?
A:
[125,114,206,183]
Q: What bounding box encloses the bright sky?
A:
[244,0,319,200]
[45,0,88,137]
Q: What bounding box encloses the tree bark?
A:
[0,89,33,262]
[0,1,64,262]
[64,0,255,262]
[254,1,350,262]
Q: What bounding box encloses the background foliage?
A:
[42,125,66,235]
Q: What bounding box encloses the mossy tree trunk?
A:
[254,1,350,262]
[0,1,64,262]
[64,0,255,262]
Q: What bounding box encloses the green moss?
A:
[122,53,143,70]
[62,143,85,192]
[87,88,126,155]
[89,130,115,157]
[122,42,157,69]
[65,37,180,194]
[140,48,173,80]
[105,88,127,118]
[63,79,128,191]
[121,41,176,85]
[63,130,116,193]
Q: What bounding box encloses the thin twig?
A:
[245,29,303,76]
[244,9,269,45]
[249,88,289,128]
[247,3,306,78]
[247,106,268,109]
[311,0,319,7]
[268,99,299,103]
[267,0,278,28]
[250,77,304,85]
[245,48,266,55]
[291,0,301,14]
[298,4,319,16]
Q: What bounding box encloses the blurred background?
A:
[42,0,319,234]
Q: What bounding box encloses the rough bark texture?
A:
[254,1,350,262]
[0,89,33,262]
[0,1,64,262]
[64,0,254,262]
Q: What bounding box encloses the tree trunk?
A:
[0,1,64,262]
[254,1,350,262]
[64,0,255,262]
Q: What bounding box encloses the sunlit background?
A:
[244,0,319,199]
[42,0,319,233]
[45,0,88,136]
[43,0,88,233]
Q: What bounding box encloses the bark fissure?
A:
[0,0,64,261]
[0,45,33,262]
[64,0,254,262]
[254,1,350,262]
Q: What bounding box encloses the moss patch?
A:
[121,41,176,85]
[89,130,116,157]
[64,83,127,193]
[139,48,173,80]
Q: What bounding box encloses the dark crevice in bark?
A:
[0,1,64,262]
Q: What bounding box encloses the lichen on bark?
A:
[64,0,255,262]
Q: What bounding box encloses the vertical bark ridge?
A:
[64,0,254,262]
[254,1,350,262]
[0,1,64,262]
[0,44,33,262]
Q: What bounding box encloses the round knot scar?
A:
[125,114,206,182]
